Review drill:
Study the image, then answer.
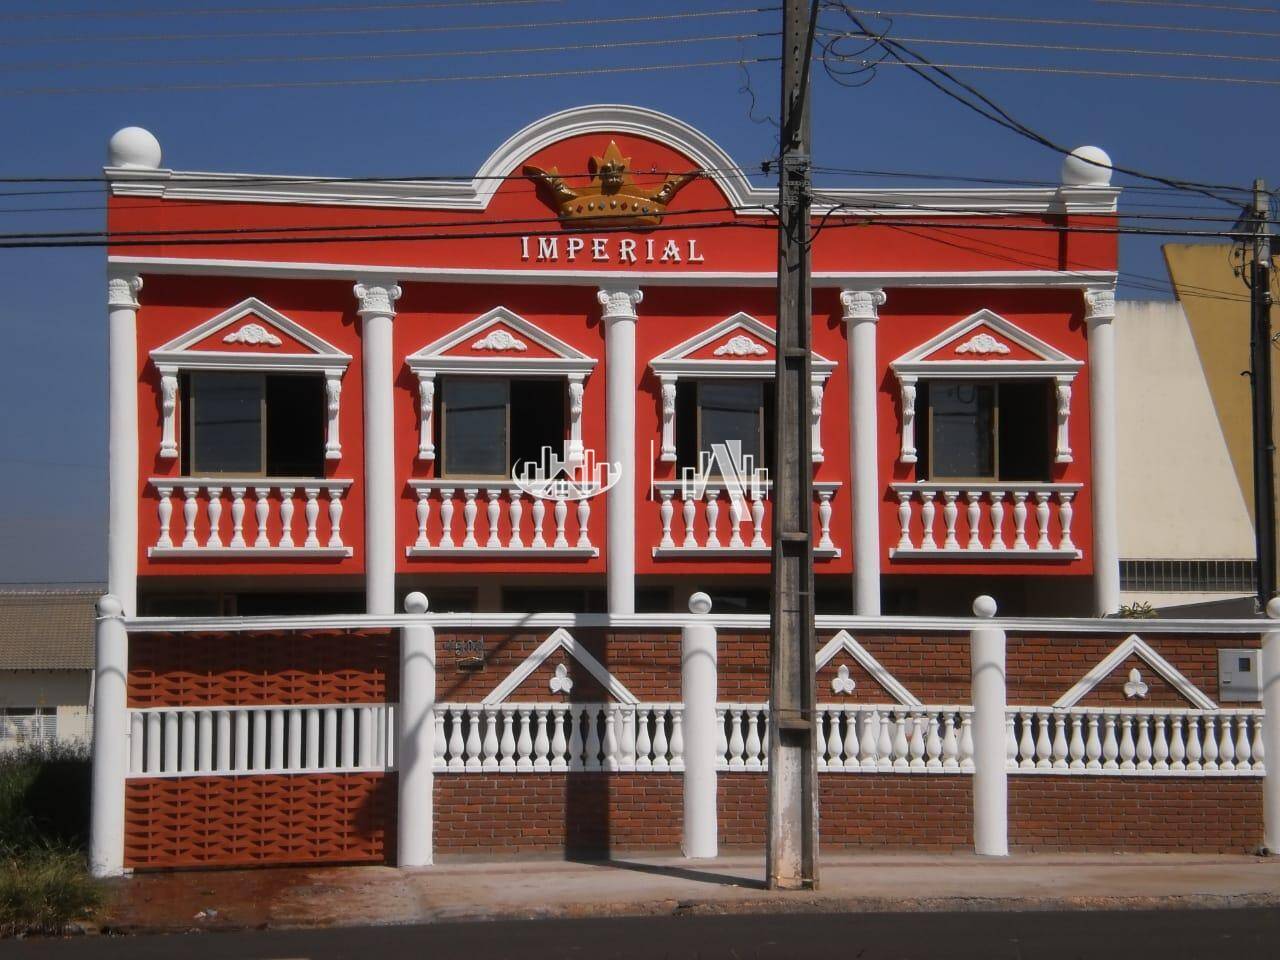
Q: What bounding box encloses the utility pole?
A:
[1247,179,1276,610]
[767,0,820,891]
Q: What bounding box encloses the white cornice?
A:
[109,256,1117,290]
[650,311,835,381]
[105,104,1118,215]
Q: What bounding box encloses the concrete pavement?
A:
[95,851,1280,934]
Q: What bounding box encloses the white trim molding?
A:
[149,297,353,461]
[481,627,640,706]
[1053,634,1218,711]
[889,308,1084,465]
[649,312,836,463]
[405,306,598,464]
[816,630,923,706]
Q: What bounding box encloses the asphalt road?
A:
[7,909,1280,959]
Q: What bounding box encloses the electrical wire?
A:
[0,0,563,21]
[1095,0,1280,13]
[831,8,1280,40]
[855,33,1280,66]
[864,58,1280,88]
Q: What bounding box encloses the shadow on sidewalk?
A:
[568,855,766,890]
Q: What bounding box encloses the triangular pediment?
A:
[815,631,922,706]
[481,628,639,706]
[1053,634,1217,710]
[151,297,351,372]
[651,312,834,378]
[407,307,596,374]
[892,309,1081,376]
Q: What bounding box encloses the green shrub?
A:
[0,847,102,937]
[0,742,92,855]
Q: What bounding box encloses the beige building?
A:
[0,588,96,748]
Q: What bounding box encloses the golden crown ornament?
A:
[523,140,699,227]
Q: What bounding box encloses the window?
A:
[0,707,56,746]
[439,376,565,478]
[919,380,1052,481]
[181,371,326,477]
[675,379,773,473]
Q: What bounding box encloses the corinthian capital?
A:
[1083,286,1116,323]
[353,280,402,318]
[839,288,886,323]
[596,286,643,322]
[107,274,143,309]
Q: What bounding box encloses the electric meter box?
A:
[1218,649,1260,703]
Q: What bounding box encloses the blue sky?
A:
[0,0,1273,582]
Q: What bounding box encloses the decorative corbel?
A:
[324,371,343,460]
[567,375,585,465]
[1055,376,1073,463]
[660,377,677,462]
[810,377,826,463]
[900,376,918,464]
[159,370,178,459]
[417,374,436,460]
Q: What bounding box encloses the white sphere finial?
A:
[404,591,429,614]
[688,592,713,615]
[1266,596,1280,620]
[108,126,162,169]
[1061,145,1112,186]
[972,595,998,619]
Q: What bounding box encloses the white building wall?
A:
[0,670,92,745]
[1116,300,1254,604]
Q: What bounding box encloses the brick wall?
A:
[1009,777,1262,853]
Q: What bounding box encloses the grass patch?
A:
[0,744,101,936]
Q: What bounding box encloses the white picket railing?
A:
[889,482,1083,559]
[716,703,975,773]
[147,478,354,557]
[433,703,684,772]
[652,483,841,558]
[126,703,395,777]
[407,481,598,558]
[1006,706,1266,776]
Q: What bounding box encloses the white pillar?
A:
[841,289,886,616]
[355,280,402,615]
[681,591,718,858]
[970,594,1008,856]
[398,591,436,867]
[90,595,128,877]
[107,274,142,617]
[1085,286,1120,616]
[1263,598,1280,854]
[599,286,642,615]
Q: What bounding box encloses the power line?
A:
[0,56,777,97]
[0,6,779,47]
[864,58,1280,88]
[868,33,1280,66]
[0,0,562,21]
[0,30,777,75]
[832,7,1280,40]
[1095,0,1280,13]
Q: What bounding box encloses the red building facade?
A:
[105,104,1122,619]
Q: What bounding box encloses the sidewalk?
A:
[98,851,1280,933]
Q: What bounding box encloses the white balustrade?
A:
[1006,706,1265,776]
[407,482,598,557]
[716,703,974,774]
[654,483,841,558]
[148,479,354,556]
[889,483,1083,558]
[126,703,395,777]
[433,703,684,772]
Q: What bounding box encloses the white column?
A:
[1263,598,1280,854]
[398,592,436,867]
[90,595,128,877]
[1085,286,1120,616]
[107,274,142,617]
[599,286,642,615]
[970,595,1008,856]
[681,592,718,858]
[841,289,886,616]
[355,280,402,615]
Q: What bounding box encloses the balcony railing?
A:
[889,481,1083,560]
[148,478,354,557]
[652,482,841,558]
[407,480,598,558]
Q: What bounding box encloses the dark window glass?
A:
[700,380,764,466]
[929,381,994,479]
[266,374,325,477]
[189,371,263,474]
[510,379,566,475]
[442,377,508,477]
[997,380,1052,481]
